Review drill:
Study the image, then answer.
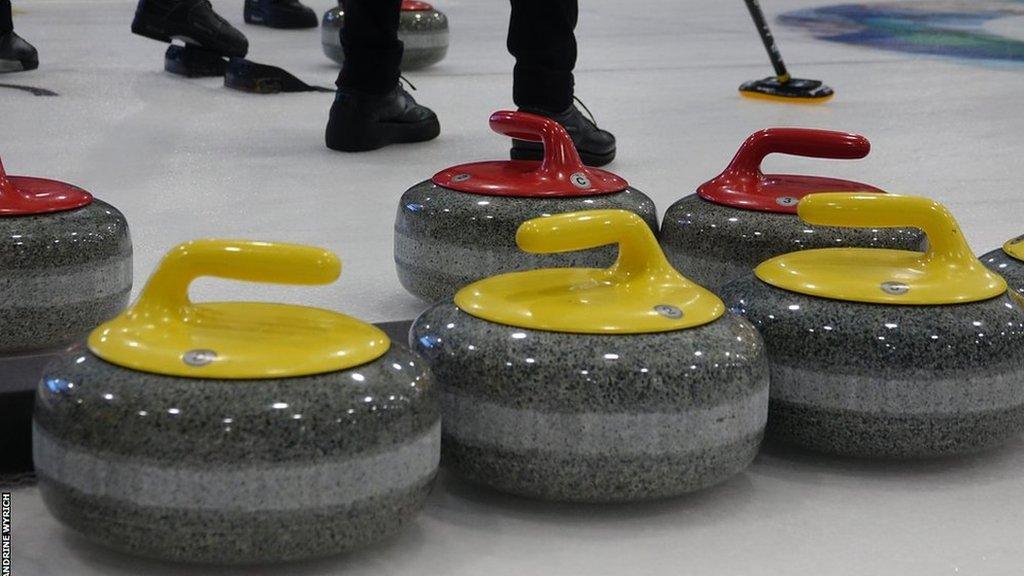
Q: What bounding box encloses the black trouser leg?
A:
[336,0,403,95]
[507,0,578,113]
[1,1,13,35]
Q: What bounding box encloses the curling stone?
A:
[412,209,769,502]
[720,193,1024,458]
[322,0,449,70]
[395,110,658,303]
[981,235,1024,300]
[659,128,924,292]
[0,158,131,478]
[34,240,439,564]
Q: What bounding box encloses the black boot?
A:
[326,84,440,152]
[132,0,248,58]
[0,31,38,73]
[511,103,616,167]
[243,0,317,29]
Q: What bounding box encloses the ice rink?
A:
[3,0,1024,574]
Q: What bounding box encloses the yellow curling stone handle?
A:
[1004,234,1024,262]
[89,239,389,379]
[755,193,1007,305]
[455,209,725,334]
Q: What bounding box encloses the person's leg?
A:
[326,0,439,152]
[336,0,403,95]
[1,0,13,35]
[507,0,616,167]
[507,0,577,113]
[0,0,39,73]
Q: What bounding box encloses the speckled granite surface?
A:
[411,304,768,501]
[33,345,440,563]
[0,199,131,354]
[721,276,1024,458]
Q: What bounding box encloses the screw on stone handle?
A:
[135,240,341,313]
[798,193,974,266]
[726,128,870,176]
[489,110,587,176]
[516,209,675,279]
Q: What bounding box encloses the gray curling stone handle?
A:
[726,128,870,177]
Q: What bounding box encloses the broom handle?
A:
[742,0,790,82]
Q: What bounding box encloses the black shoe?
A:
[511,102,617,167]
[0,32,39,73]
[326,84,440,152]
[164,44,228,77]
[244,0,317,29]
[132,0,248,58]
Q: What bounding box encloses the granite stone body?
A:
[0,199,132,353]
[395,180,659,303]
[720,276,1024,458]
[659,195,925,292]
[33,345,440,564]
[322,6,449,69]
[981,245,1024,300]
[411,304,769,502]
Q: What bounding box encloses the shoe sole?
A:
[165,52,227,78]
[510,141,616,168]
[0,58,37,73]
[326,116,441,152]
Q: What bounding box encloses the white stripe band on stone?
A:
[771,364,1024,415]
[441,390,767,456]
[33,421,440,512]
[400,31,449,50]
[394,231,516,275]
[394,231,614,285]
[0,258,131,307]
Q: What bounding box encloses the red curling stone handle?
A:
[489,110,588,182]
[726,128,870,176]
[401,0,433,11]
[431,111,627,197]
[697,128,879,213]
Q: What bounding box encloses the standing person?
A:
[0,0,38,73]
[325,0,616,167]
